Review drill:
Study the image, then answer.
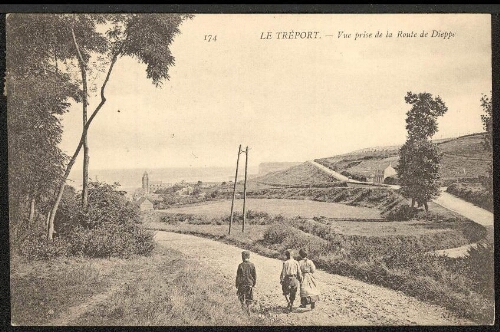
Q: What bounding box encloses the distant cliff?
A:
[258,162,302,176]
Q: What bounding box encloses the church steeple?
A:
[142,171,149,194]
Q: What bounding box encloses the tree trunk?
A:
[411,198,415,208]
[72,26,90,210]
[82,106,89,209]
[28,197,35,229]
[47,47,121,241]
[424,201,429,212]
[82,79,89,208]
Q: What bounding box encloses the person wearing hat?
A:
[280,249,302,313]
[236,250,256,314]
[298,249,320,309]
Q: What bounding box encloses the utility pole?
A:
[242,146,249,233]
[229,144,242,235]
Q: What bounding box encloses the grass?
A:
[10,246,274,326]
[161,198,382,220]
[314,133,490,182]
[251,162,340,186]
[10,256,111,326]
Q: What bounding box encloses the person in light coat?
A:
[298,249,320,309]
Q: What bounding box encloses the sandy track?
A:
[154,231,474,326]
[433,190,493,227]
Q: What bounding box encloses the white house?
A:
[383,163,397,180]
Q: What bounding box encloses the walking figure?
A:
[280,249,302,313]
[298,249,320,309]
[236,250,256,315]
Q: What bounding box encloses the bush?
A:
[383,204,418,221]
[262,223,290,244]
[340,170,367,182]
[463,242,494,298]
[19,233,70,260]
[68,223,155,258]
[263,222,329,258]
[16,180,157,261]
[383,176,399,185]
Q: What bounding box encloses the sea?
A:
[67,166,259,193]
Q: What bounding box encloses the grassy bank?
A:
[10,246,275,326]
[146,212,493,324]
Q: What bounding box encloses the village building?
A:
[383,163,397,179]
[136,196,154,211]
[369,164,397,184]
[372,170,384,184]
[142,171,172,194]
[176,185,194,196]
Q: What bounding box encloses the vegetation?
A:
[479,93,493,198]
[398,92,448,211]
[340,170,367,182]
[251,162,340,187]
[147,213,492,324]
[398,140,441,210]
[7,14,81,246]
[164,197,382,220]
[16,181,155,260]
[7,13,192,241]
[315,133,489,183]
[441,94,493,212]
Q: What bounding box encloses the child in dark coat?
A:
[236,250,256,314]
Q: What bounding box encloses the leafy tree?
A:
[75,181,139,230]
[398,140,441,211]
[397,92,448,211]
[6,14,81,242]
[480,93,493,195]
[480,93,493,153]
[403,92,448,141]
[46,13,192,241]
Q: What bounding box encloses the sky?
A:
[57,14,492,171]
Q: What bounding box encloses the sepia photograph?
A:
[5,10,494,326]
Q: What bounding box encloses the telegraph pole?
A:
[242,146,249,233]
[229,144,242,235]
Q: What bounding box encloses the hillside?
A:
[250,162,340,187]
[258,162,303,176]
[315,133,490,182]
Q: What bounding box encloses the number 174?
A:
[204,35,217,42]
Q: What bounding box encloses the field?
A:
[160,198,382,220]
[250,162,340,186]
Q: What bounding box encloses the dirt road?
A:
[307,160,399,188]
[307,161,350,182]
[433,189,493,227]
[154,231,474,326]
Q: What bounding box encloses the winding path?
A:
[432,189,493,257]
[307,161,399,188]
[309,161,494,257]
[154,231,474,326]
